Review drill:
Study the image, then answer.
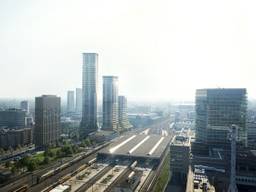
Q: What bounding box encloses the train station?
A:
[97,133,171,164]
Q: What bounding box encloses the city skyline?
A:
[1,1,256,192]
[1,0,256,101]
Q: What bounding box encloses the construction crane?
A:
[228,125,238,192]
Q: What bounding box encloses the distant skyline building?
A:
[25,116,34,128]
[102,76,119,131]
[34,95,61,148]
[118,96,132,130]
[76,88,82,113]
[0,108,26,129]
[20,100,29,114]
[67,90,75,113]
[195,88,247,146]
[80,53,98,137]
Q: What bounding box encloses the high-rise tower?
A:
[102,76,118,131]
[76,88,82,113]
[118,96,132,130]
[34,95,61,148]
[195,88,247,146]
[67,90,75,113]
[80,53,98,137]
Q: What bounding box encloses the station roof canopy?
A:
[98,134,171,159]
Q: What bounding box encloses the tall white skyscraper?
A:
[80,53,98,137]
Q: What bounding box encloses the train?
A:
[38,155,84,183]
[38,156,97,183]
[37,142,110,184]
[130,161,138,170]
[40,158,97,192]
[88,158,96,165]
[70,158,96,176]
[126,171,135,183]
[12,185,28,192]
[49,184,71,192]
[59,174,72,184]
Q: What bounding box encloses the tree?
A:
[56,149,62,158]
[11,166,17,174]
[19,156,30,167]
[0,148,5,155]
[61,145,73,156]
[79,142,86,148]
[44,148,49,157]
[27,160,37,172]
[44,148,54,158]
[72,145,79,154]
[5,161,11,168]
[43,156,50,164]
[56,140,60,147]
[16,144,22,151]
[8,146,13,154]
[84,138,91,146]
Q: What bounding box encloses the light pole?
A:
[228,124,238,192]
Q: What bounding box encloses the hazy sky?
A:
[1,0,256,101]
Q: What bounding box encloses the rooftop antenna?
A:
[228,124,238,192]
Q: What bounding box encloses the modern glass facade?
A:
[0,108,26,128]
[102,76,118,131]
[76,88,82,113]
[80,53,98,137]
[118,96,133,130]
[67,90,75,112]
[195,88,247,146]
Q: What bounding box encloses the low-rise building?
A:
[247,121,256,149]
[0,108,26,129]
[0,128,32,149]
[190,141,256,191]
[170,135,190,183]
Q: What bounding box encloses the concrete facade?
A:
[0,128,32,149]
[34,95,61,147]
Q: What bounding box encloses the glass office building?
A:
[102,76,119,131]
[80,53,98,137]
[118,96,133,130]
[195,88,247,146]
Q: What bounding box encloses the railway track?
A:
[1,142,110,192]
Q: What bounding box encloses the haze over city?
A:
[2,1,256,192]
[1,0,256,101]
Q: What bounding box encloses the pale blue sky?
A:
[1,0,256,101]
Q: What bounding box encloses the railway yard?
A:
[1,118,172,192]
[47,159,156,192]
